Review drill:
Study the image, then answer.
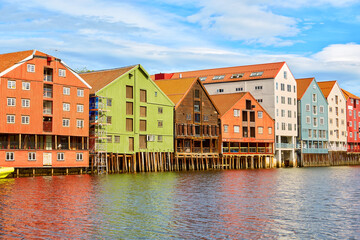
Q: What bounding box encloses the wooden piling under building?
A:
[298,151,360,167]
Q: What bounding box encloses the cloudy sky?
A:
[1,0,360,94]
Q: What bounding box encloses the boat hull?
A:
[0,167,14,179]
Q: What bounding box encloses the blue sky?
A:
[1,0,360,94]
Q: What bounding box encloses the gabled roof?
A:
[296,78,314,100]
[154,62,286,84]
[155,77,220,113]
[341,88,360,100]
[79,65,137,94]
[318,81,337,99]
[0,50,34,74]
[209,93,247,116]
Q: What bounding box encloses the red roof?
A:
[153,62,286,84]
[296,78,314,100]
[0,50,34,73]
[318,81,337,99]
[341,88,360,100]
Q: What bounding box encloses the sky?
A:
[1,0,360,94]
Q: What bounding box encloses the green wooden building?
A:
[80,65,174,172]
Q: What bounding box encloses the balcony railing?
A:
[302,148,328,154]
[43,108,52,115]
[276,143,294,149]
[44,75,53,82]
[43,89,53,98]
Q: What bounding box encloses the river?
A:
[0,167,359,239]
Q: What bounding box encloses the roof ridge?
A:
[79,64,138,74]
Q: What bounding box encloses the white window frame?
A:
[77,119,84,128]
[233,109,240,117]
[22,99,30,108]
[306,116,311,124]
[320,105,324,113]
[63,87,70,95]
[234,125,240,133]
[21,115,30,124]
[59,68,66,77]
[7,115,15,124]
[320,117,324,125]
[28,152,36,161]
[27,64,35,73]
[57,153,65,161]
[77,104,84,113]
[76,153,83,161]
[62,118,70,127]
[268,127,272,135]
[224,125,228,133]
[77,89,84,97]
[306,104,310,112]
[258,127,263,134]
[7,98,16,106]
[258,111,263,119]
[63,103,70,111]
[22,81,30,90]
[6,152,14,161]
[7,80,16,89]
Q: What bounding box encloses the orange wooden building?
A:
[211,92,275,168]
[0,50,91,174]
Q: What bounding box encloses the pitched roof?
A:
[341,88,360,100]
[296,78,314,100]
[154,62,286,84]
[210,93,247,116]
[318,81,337,99]
[0,50,34,73]
[79,65,137,94]
[154,77,198,108]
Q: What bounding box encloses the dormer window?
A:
[212,75,225,80]
[250,71,263,77]
[27,64,35,73]
[199,77,207,81]
[231,73,244,79]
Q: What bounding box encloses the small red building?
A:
[341,89,360,152]
[0,50,91,172]
[211,92,275,168]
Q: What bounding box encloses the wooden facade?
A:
[156,77,221,170]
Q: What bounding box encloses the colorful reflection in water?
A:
[0,167,359,239]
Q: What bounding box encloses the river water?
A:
[0,167,359,239]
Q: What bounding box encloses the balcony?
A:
[276,143,294,149]
[43,85,53,98]
[302,148,328,154]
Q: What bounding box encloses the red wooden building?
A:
[155,77,221,170]
[341,89,360,153]
[211,92,275,168]
[0,50,91,174]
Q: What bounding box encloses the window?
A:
[129,137,134,151]
[158,135,163,142]
[234,109,240,117]
[28,152,36,161]
[313,105,317,115]
[7,115,15,123]
[194,101,200,112]
[114,136,120,143]
[203,115,209,121]
[22,99,30,108]
[288,123,292,131]
[257,99,263,103]
[276,96,278,103]
[309,129,312,138]
[107,135,112,143]
[231,73,244,79]
[312,94,317,102]
[320,106,324,113]
[195,113,201,123]
[243,127,248,137]
[281,96,285,104]
[212,75,225,80]
[276,109,279,116]
[158,120,163,128]
[22,82,30,90]
[234,125,240,133]
[281,110,285,117]
[258,111,263,118]
[294,86,296,93]
[140,106,147,117]
[8,80,16,89]
[313,130,317,138]
[107,98,112,106]
[126,118,133,131]
[7,98,16,106]
[77,119,84,128]
[288,110,292,118]
[282,123,286,130]
[21,116,30,124]
[350,132,353,138]
[306,104,310,112]
[107,116,112,124]
[194,89,200,98]
[77,104,84,113]
[62,118,70,127]
[281,83,285,91]
[199,77,207,81]
[126,102,133,115]
[313,117,318,127]
[294,98,296,105]
[126,86,133,99]
[63,87,70,95]
[287,85,291,92]
[250,72,263,77]
[288,97,291,105]
[329,107,332,113]
[186,114,191,120]
[27,64,35,72]
[76,153,83,161]
[255,86,263,90]
[216,89,224,93]
[57,153,65,161]
[63,103,70,111]
[284,71,287,79]
[306,116,311,124]
[155,91,158,97]
[77,89,84,97]
[140,120,147,131]
[6,152,14,161]
[59,69,66,77]
[140,89,147,102]
[224,125,228,133]
[235,87,243,92]
[268,127,272,134]
[320,117,324,125]
[258,127,263,134]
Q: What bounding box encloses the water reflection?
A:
[0,167,359,239]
